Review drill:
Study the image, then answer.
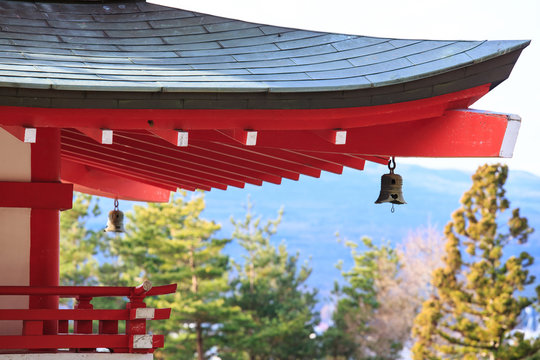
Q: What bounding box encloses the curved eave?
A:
[0,0,530,99]
[0,0,528,201]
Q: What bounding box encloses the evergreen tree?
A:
[412,164,539,360]
[108,192,242,360]
[320,282,356,360]
[60,192,103,287]
[326,237,404,360]
[221,201,320,360]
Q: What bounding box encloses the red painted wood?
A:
[252,110,509,156]
[113,131,268,185]
[188,141,301,181]
[61,143,234,190]
[61,160,171,202]
[0,182,73,210]
[0,284,177,297]
[0,85,490,131]
[62,131,250,188]
[1,125,26,142]
[0,334,129,349]
[99,320,119,335]
[148,129,182,147]
[0,308,171,320]
[62,154,191,191]
[58,320,69,333]
[291,151,367,171]
[61,152,209,191]
[115,132,281,184]
[22,320,43,336]
[76,128,109,144]
[74,297,93,335]
[30,127,62,336]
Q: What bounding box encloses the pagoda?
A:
[0,0,529,358]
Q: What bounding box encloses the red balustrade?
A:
[0,281,176,353]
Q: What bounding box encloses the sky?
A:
[150,0,540,176]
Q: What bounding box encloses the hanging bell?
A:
[105,199,125,233]
[375,157,406,205]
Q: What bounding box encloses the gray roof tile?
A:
[0,0,530,93]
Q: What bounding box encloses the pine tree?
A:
[60,192,103,287]
[412,164,539,360]
[108,192,243,360]
[221,201,320,360]
[327,237,404,360]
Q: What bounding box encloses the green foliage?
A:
[324,237,403,360]
[221,200,320,360]
[105,192,243,360]
[412,164,539,360]
[60,192,103,287]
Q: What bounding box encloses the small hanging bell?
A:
[375,157,406,205]
[105,199,125,233]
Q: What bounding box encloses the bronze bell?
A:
[375,157,406,205]
[105,199,125,233]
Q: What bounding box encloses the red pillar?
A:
[29,128,61,335]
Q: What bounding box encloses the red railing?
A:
[0,281,177,353]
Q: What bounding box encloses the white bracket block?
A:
[499,114,521,158]
[334,130,347,145]
[177,131,188,147]
[23,128,36,143]
[132,334,153,349]
[101,129,113,145]
[135,308,156,319]
[245,131,257,146]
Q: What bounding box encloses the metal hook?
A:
[114,198,119,211]
[388,157,396,172]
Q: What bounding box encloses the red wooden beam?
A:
[0,334,163,351]
[62,155,184,192]
[111,131,295,183]
[149,129,189,147]
[250,147,341,175]
[0,308,171,321]
[0,85,490,131]
[62,153,204,191]
[0,284,177,297]
[61,145,229,190]
[62,133,246,189]
[217,129,258,145]
[188,141,302,180]
[291,151,366,171]
[96,131,266,186]
[0,182,73,210]
[204,141,324,178]
[61,160,171,202]
[251,109,515,157]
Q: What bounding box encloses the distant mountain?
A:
[91,164,540,298]
[200,163,540,298]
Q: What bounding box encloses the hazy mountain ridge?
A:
[201,164,540,297]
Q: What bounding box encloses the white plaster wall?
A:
[0,128,31,181]
[0,128,32,335]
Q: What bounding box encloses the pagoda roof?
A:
[0,1,530,201]
[0,1,529,97]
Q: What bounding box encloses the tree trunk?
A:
[196,322,204,360]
